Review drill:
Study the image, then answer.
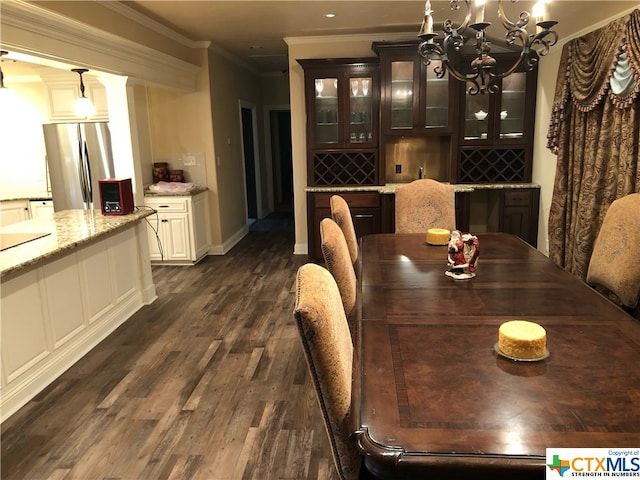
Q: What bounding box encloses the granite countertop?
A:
[305,182,540,193]
[0,208,154,278]
[0,194,53,202]
[144,185,208,197]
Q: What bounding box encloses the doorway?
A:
[241,105,258,221]
[248,107,293,233]
[241,103,293,233]
[271,110,293,214]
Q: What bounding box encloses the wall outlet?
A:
[395,164,402,174]
[183,155,197,166]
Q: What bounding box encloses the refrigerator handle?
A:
[84,141,93,205]
[77,125,92,208]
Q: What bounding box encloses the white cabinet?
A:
[144,191,210,264]
[0,200,31,227]
[29,200,54,220]
[38,68,109,122]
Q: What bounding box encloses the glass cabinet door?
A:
[424,60,448,128]
[349,76,373,143]
[314,77,339,143]
[390,61,414,129]
[464,92,490,140]
[499,73,526,139]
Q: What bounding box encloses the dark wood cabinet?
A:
[308,186,539,260]
[298,58,380,186]
[307,191,382,261]
[373,41,457,184]
[303,48,541,257]
[460,187,540,247]
[499,188,540,247]
[455,54,538,183]
[373,41,455,136]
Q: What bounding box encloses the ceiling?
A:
[122,1,638,73]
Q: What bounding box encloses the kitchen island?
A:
[1,208,156,421]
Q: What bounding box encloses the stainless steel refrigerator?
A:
[43,122,116,212]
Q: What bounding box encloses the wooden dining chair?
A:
[294,263,362,480]
[394,178,456,234]
[586,192,640,314]
[320,217,357,337]
[330,195,359,266]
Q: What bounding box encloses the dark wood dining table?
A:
[352,233,640,480]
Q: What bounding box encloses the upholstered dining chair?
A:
[294,263,362,480]
[320,217,357,336]
[394,179,456,234]
[586,192,640,314]
[330,195,359,267]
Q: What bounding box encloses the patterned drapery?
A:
[546,9,640,280]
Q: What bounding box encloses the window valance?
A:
[547,9,640,153]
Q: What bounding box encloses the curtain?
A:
[546,9,640,280]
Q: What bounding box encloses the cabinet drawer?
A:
[314,192,379,208]
[503,190,531,207]
[145,198,189,212]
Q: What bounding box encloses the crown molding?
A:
[285,31,415,46]
[556,5,639,48]
[101,2,262,77]
[208,42,259,76]
[0,0,202,91]
[97,1,210,50]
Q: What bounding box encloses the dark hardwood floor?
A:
[1,225,339,480]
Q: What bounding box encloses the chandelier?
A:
[418,0,558,94]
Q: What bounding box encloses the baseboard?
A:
[294,242,308,256]
[207,224,249,255]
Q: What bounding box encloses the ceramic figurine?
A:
[446,230,480,279]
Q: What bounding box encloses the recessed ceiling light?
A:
[325,13,335,18]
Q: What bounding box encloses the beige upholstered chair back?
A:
[394,179,456,234]
[294,263,360,480]
[586,192,640,309]
[330,195,359,266]
[320,218,357,333]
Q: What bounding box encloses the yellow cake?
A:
[426,228,451,245]
[498,320,547,359]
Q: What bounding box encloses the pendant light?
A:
[0,50,13,94]
[0,51,8,90]
[72,68,96,117]
[0,51,19,109]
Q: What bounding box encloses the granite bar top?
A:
[0,194,52,202]
[143,186,208,197]
[305,182,540,194]
[0,208,154,278]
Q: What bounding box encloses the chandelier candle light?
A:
[418,0,558,94]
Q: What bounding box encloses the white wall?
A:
[0,78,49,198]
